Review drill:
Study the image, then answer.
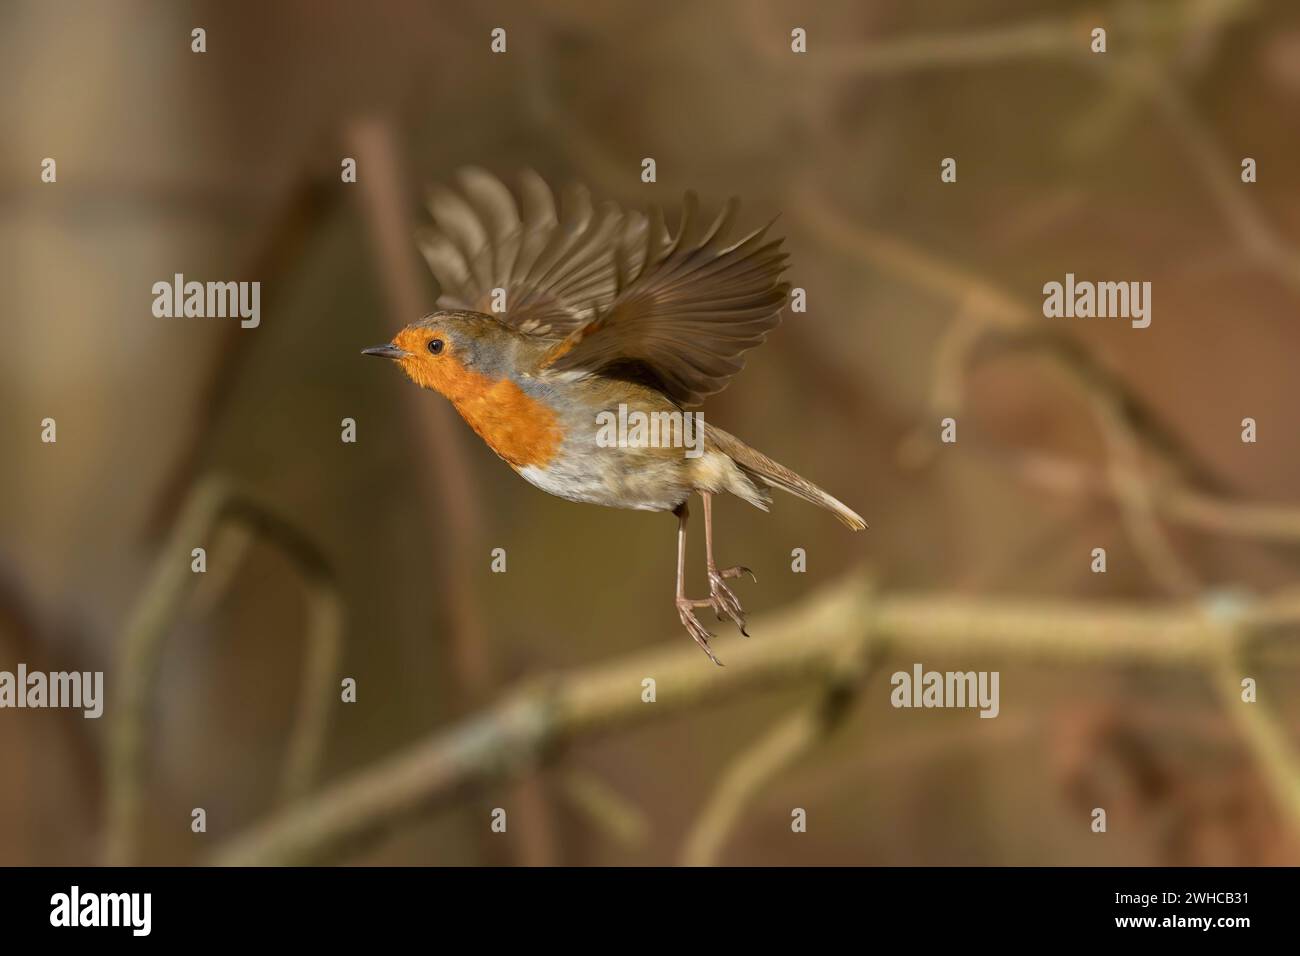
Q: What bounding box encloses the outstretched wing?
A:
[546,192,790,407]
[417,167,646,338]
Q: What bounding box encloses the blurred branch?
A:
[776,0,1293,301]
[104,476,343,865]
[0,558,103,856]
[210,573,1300,866]
[145,158,340,539]
[768,15,1085,73]
[797,185,1300,552]
[1210,614,1300,834]
[785,26,1300,831]
[682,705,830,867]
[795,174,1300,569]
[344,117,492,697]
[794,172,1300,554]
[1004,439,1300,546]
[557,769,651,850]
[1125,59,1300,296]
[680,626,872,866]
[1091,390,1201,596]
[210,573,869,866]
[345,116,560,865]
[278,574,345,808]
[742,0,1258,75]
[792,183,1228,495]
[780,0,1297,557]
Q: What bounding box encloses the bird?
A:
[363,168,865,664]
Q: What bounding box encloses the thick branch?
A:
[210,574,1300,866]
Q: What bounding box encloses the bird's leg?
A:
[702,491,755,636]
[673,502,723,665]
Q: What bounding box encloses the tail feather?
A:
[706,425,867,530]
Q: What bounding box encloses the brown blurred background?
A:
[3,0,1300,865]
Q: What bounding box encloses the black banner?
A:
[0,866,1276,942]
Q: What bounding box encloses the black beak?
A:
[361,344,410,359]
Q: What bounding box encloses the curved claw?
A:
[707,569,750,637]
[676,597,723,665]
[717,565,757,584]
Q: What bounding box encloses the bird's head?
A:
[362,310,518,401]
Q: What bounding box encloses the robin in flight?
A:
[364,168,865,664]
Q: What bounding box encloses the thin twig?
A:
[1091,392,1201,596]
[1209,616,1300,833]
[278,575,345,807]
[145,160,339,539]
[681,593,875,866]
[681,705,832,867]
[104,476,344,865]
[558,770,651,850]
[742,0,1258,75]
[793,183,1229,495]
[949,412,1300,548]
[1127,58,1300,295]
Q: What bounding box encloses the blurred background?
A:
[3,0,1300,866]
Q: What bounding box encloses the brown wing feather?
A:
[417,168,642,338]
[548,192,791,406]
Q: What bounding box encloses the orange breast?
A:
[452,376,563,469]
[390,327,563,468]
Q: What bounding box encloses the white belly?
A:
[515,454,689,512]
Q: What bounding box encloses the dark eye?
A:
[427,338,445,355]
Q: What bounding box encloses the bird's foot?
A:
[676,597,724,665]
[708,565,755,636]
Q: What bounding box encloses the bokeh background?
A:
[3,0,1300,865]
